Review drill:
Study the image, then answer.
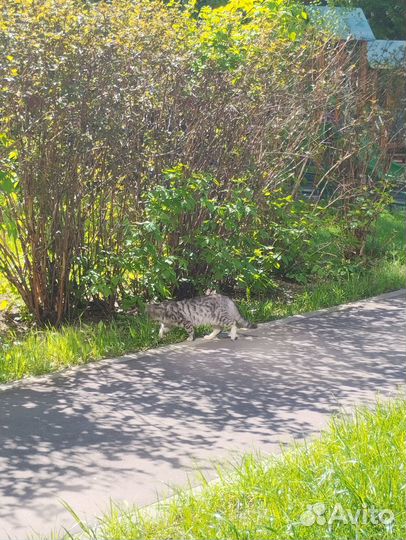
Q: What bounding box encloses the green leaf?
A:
[0,171,15,194]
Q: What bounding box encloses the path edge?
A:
[1,288,404,393]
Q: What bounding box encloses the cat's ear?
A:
[205,288,217,295]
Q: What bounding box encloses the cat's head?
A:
[146,303,165,321]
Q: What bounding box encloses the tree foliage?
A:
[0,0,396,323]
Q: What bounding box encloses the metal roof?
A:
[308,6,406,69]
[367,40,406,69]
[308,6,375,41]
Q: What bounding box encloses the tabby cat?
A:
[146,293,257,341]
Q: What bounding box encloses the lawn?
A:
[0,211,404,384]
[67,398,406,540]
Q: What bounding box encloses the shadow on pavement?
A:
[0,293,404,537]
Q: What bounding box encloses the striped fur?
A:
[147,294,256,341]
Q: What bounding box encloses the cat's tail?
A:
[226,297,258,329]
[236,313,257,329]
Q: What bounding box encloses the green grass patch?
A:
[68,398,406,540]
[240,258,405,324]
[365,211,406,262]
[0,259,404,384]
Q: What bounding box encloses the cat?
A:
[146,293,257,342]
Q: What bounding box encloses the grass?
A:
[366,211,406,259]
[0,259,404,384]
[67,398,406,540]
[0,211,405,384]
[239,258,405,324]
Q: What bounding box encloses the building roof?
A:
[367,40,406,69]
[308,6,375,41]
[308,6,406,69]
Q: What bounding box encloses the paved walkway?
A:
[0,290,405,539]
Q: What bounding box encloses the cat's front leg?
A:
[181,319,195,341]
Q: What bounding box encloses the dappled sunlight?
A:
[0,292,404,538]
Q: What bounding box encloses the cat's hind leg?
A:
[230,321,238,341]
[203,327,222,340]
[180,319,195,341]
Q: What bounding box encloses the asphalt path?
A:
[0,290,404,538]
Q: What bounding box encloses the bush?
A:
[0,0,397,323]
[130,165,291,297]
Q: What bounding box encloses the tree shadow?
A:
[0,293,404,538]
